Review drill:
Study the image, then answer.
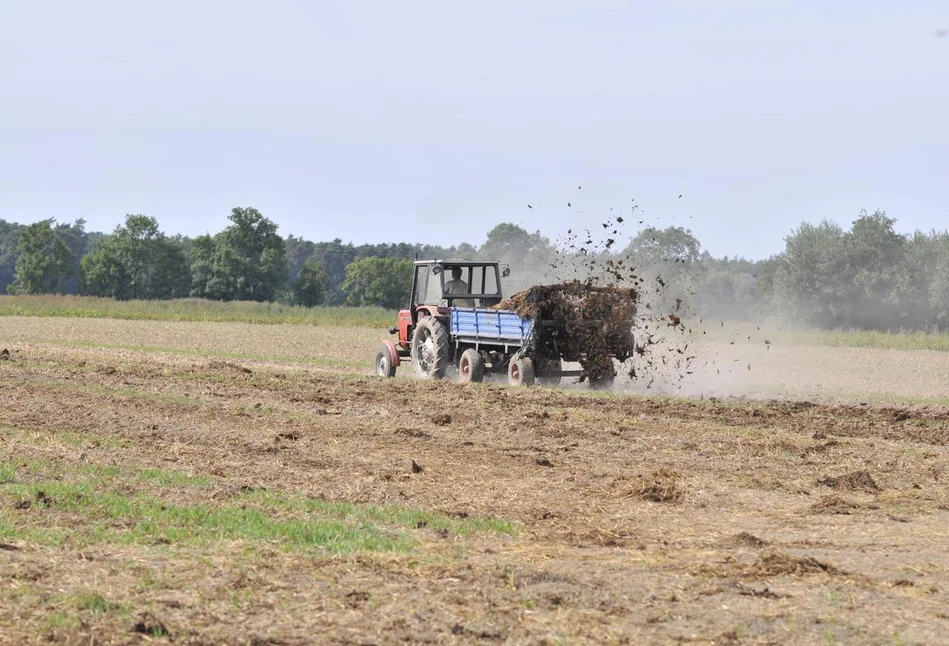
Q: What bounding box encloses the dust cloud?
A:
[488,198,783,398]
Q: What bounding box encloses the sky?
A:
[1,0,946,260]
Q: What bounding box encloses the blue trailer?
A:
[449,307,532,348]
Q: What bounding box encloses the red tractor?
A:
[374,259,639,387]
[373,259,554,385]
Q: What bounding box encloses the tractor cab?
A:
[411,260,508,314]
[392,260,509,350]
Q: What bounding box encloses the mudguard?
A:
[380,339,400,367]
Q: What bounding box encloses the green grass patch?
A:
[69,590,128,617]
[0,294,394,328]
[0,517,18,540]
[0,462,515,554]
[137,468,213,488]
[45,611,83,630]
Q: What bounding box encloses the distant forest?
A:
[2,207,949,332]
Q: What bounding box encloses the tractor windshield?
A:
[412,262,504,307]
[442,264,501,306]
[467,265,499,296]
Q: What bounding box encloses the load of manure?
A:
[497,281,638,382]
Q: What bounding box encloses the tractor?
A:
[373,260,636,387]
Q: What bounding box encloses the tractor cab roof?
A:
[413,259,500,267]
[413,260,510,279]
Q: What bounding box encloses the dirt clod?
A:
[628,468,684,503]
[431,413,452,426]
[395,428,432,439]
[751,551,842,577]
[131,613,169,637]
[737,585,786,599]
[817,470,881,492]
[810,494,860,515]
[207,360,252,374]
[728,532,769,548]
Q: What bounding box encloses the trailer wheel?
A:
[508,357,535,387]
[411,317,450,379]
[374,344,397,378]
[458,349,485,384]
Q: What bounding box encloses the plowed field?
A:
[1,317,948,645]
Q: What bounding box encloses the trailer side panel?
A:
[450,308,532,344]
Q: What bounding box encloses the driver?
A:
[444,267,475,307]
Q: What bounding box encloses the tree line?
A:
[1,207,947,332]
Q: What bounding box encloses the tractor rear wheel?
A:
[374,344,396,378]
[508,357,535,387]
[411,317,450,379]
[458,348,485,384]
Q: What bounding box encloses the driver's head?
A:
[451,267,463,280]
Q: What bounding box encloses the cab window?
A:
[468,265,500,296]
[413,267,428,304]
[415,266,443,304]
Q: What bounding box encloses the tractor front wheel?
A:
[411,317,450,379]
[374,344,396,378]
[508,357,535,387]
[458,348,485,384]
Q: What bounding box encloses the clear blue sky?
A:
[2,1,946,259]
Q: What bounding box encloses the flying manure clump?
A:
[510,196,698,388]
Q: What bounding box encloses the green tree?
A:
[478,223,554,291]
[900,230,943,330]
[285,234,316,286]
[188,234,217,298]
[761,220,849,326]
[623,226,701,266]
[921,231,949,330]
[206,207,287,302]
[760,212,916,330]
[80,215,190,300]
[150,235,192,299]
[845,210,908,329]
[342,257,412,309]
[295,257,331,307]
[9,220,75,294]
[0,219,25,293]
[53,220,91,295]
[310,239,357,305]
[695,253,761,320]
[622,226,704,306]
